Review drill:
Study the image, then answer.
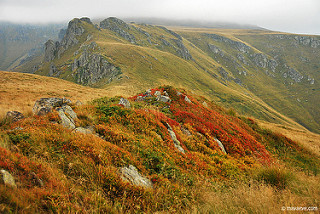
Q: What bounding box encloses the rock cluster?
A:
[33,97,72,116]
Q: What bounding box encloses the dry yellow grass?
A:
[258,120,320,156]
[196,171,320,214]
[0,71,135,119]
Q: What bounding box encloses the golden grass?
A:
[194,166,320,214]
[0,71,135,118]
[258,120,320,157]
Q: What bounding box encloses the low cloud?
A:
[0,0,319,34]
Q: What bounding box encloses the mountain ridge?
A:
[10,17,320,134]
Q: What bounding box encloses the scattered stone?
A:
[119,98,131,108]
[184,96,191,103]
[119,165,153,189]
[177,91,182,96]
[0,169,16,188]
[154,91,161,96]
[135,96,145,101]
[5,111,24,123]
[163,122,185,153]
[202,101,208,108]
[163,91,169,96]
[74,127,93,134]
[156,95,171,103]
[214,137,227,154]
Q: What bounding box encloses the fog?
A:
[0,0,319,34]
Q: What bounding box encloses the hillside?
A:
[13,17,320,134]
[0,70,138,119]
[0,22,65,71]
[0,85,319,213]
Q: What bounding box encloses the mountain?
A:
[12,17,320,134]
[0,22,65,71]
[0,83,319,212]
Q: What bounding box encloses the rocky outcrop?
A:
[49,63,60,77]
[0,169,16,188]
[100,17,136,43]
[44,40,59,62]
[5,111,24,123]
[119,165,153,189]
[206,34,251,53]
[58,29,67,41]
[44,18,90,62]
[208,44,224,57]
[250,53,278,72]
[72,47,121,85]
[158,26,182,40]
[173,39,192,60]
[33,97,72,116]
[218,67,230,81]
[33,97,78,129]
[284,66,303,83]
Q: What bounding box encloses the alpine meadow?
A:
[0,12,320,213]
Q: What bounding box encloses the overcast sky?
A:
[0,0,319,35]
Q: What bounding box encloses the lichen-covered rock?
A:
[56,107,76,129]
[33,98,71,116]
[119,165,153,189]
[0,169,16,188]
[119,98,131,108]
[5,111,24,123]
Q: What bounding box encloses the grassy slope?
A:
[172,28,320,133]
[12,19,319,134]
[0,85,319,213]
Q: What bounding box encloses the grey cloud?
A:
[0,0,319,34]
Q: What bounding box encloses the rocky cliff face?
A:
[44,18,86,62]
[72,43,121,85]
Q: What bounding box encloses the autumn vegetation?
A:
[0,86,319,213]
